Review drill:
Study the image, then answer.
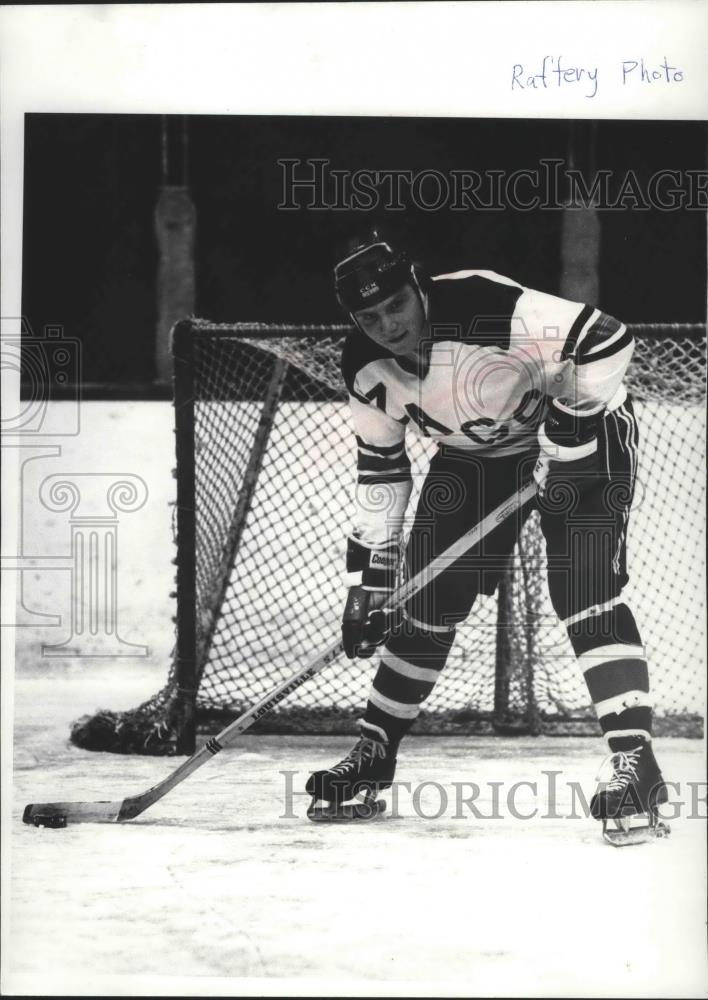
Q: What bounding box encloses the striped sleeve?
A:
[349,394,412,545]
[561,306,634,410]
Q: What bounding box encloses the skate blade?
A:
[602,815,671,847]
[307,797,386,823]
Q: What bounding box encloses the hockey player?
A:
[306,234,669,844]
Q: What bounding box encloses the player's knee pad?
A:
[381,613,456,669]
[562,598,641,657]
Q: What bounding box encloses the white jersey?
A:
[341,270,634,543]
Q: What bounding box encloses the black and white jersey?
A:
[341,269,633,543]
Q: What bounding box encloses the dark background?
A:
[22,114,707,389]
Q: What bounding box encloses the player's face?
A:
[354,284,426,356]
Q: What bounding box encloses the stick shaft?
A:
[122,479,535,817]
[217,478,536,749]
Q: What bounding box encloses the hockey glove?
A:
[341,586,397,659]
[341,533,401,659]
[534,398,604,498]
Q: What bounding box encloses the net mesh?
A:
[70,322,706,754]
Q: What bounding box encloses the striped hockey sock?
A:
[363,617,456,743]
[566,600,652,745]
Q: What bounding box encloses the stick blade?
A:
[23,799,125,827]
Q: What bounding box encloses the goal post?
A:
[172,320,197,754]
[70,320,707,755]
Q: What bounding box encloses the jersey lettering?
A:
[460,418,509,445]
[512,388,544,426]
[405,403,453,437]
[353,381,387,411]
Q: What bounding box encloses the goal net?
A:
[71,321,706,754]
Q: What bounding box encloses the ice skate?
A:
[591,738,670,846]
[306,723,397,822]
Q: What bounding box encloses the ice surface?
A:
[7,670,708,995]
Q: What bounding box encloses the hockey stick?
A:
[23,479,536,827]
